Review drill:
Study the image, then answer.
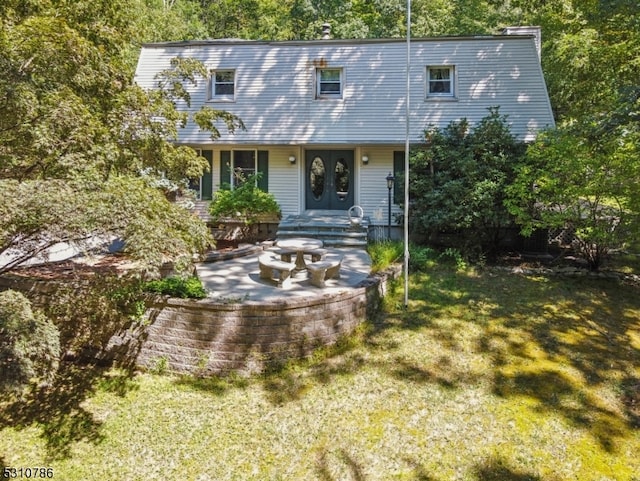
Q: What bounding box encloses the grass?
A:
[1,261,639,480]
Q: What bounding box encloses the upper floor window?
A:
[427,66,455,98]
[316,68,343,99]
[210,69,235,101]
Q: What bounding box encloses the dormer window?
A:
[210,69,235,101]
[427,66,455,98]
[316,68,343,99]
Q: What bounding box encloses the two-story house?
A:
[134,27,554,229]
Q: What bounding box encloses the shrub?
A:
[0,290,60,394]
[143,276,207,299]
[408,107,526,259]
[209,173,281,225]
[409,244,438,272]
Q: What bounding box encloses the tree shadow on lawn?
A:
[417,269,640,453]
[315,448,367,481]
[481,275,640,452]
[0,271,146,461]
[472,455,553,481]
[0,362,138,461]
[312,450,547,481]
[274,268,638,451]
[176,266,640,454]
[404,454,553,481]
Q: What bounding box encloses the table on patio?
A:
[275,237,324,271]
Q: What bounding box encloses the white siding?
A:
[135,36,554,145]
[191,145,302,216]
[358,146,404,225]
[135,36,555,222]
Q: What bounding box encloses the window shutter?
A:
[393,151,405,205]
[257,150,269,191]
[201,150,213,200]
[220,150,231,189]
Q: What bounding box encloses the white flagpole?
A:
[404,0,411,308]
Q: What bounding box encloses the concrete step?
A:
[189,200,213,223]
[276,213,370,248]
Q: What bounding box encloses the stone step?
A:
[277,236,368,248]
[276,229,368,239]
[276,213,370,248]
[189,200,213,223]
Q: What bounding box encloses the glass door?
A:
[305,150,354,210]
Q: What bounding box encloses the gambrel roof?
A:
[135,32,554,145]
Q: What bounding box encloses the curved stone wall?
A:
[0,267,398,376]
[131,272,392,376]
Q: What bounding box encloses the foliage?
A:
[155,57,246,145]
[3,265,640,478]
[439,247,470,271]
[0,177,212,276]
[368,240,437,273]
[198,0,514,41]
[143,275,207,299]
[506,127,640,270]
[408,107,526,259]
[408,244,438,272]
[367,240,404,272]
[0,290,60,394]
[43,273,148,359]
[0,2,244,275]
[209,173,281,225]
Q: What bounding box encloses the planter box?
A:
[210,216,280,243]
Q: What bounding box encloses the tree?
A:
[0,290,60,395]
[502,1,640,269]
[0,1,247,275]
[408,108,526,258]
[506,123,640,271]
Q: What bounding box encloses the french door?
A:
[304,150,354,210]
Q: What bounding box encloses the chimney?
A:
[503,26,541,61]
[322,23,331,40]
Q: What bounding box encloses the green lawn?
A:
[2,263,639,480]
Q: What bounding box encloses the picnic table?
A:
[275,237,324,270]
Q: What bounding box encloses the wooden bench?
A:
[258,254,296,288]
[306,254,343,288]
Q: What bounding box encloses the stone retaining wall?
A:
[0,267,398,376]
[128,272,392,375]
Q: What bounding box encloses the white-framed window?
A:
[232,150,256,186]
[316,68,343,98]
[209,69,235,101]
[427,66,455,98]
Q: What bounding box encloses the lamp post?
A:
[386,172,395,240]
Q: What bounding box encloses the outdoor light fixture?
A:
[386,172,395,239]
[362,155,369,165]
[289,155,296,164]
[386,172,395,190]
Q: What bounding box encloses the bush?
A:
[143,276,207,299]
[409,244,438,272]
[0,290,60,394]
[408,107,526,259]
[209,173,281,225]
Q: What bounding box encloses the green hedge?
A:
[143,276,207,299]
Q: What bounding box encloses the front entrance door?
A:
[305,150,354,210]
